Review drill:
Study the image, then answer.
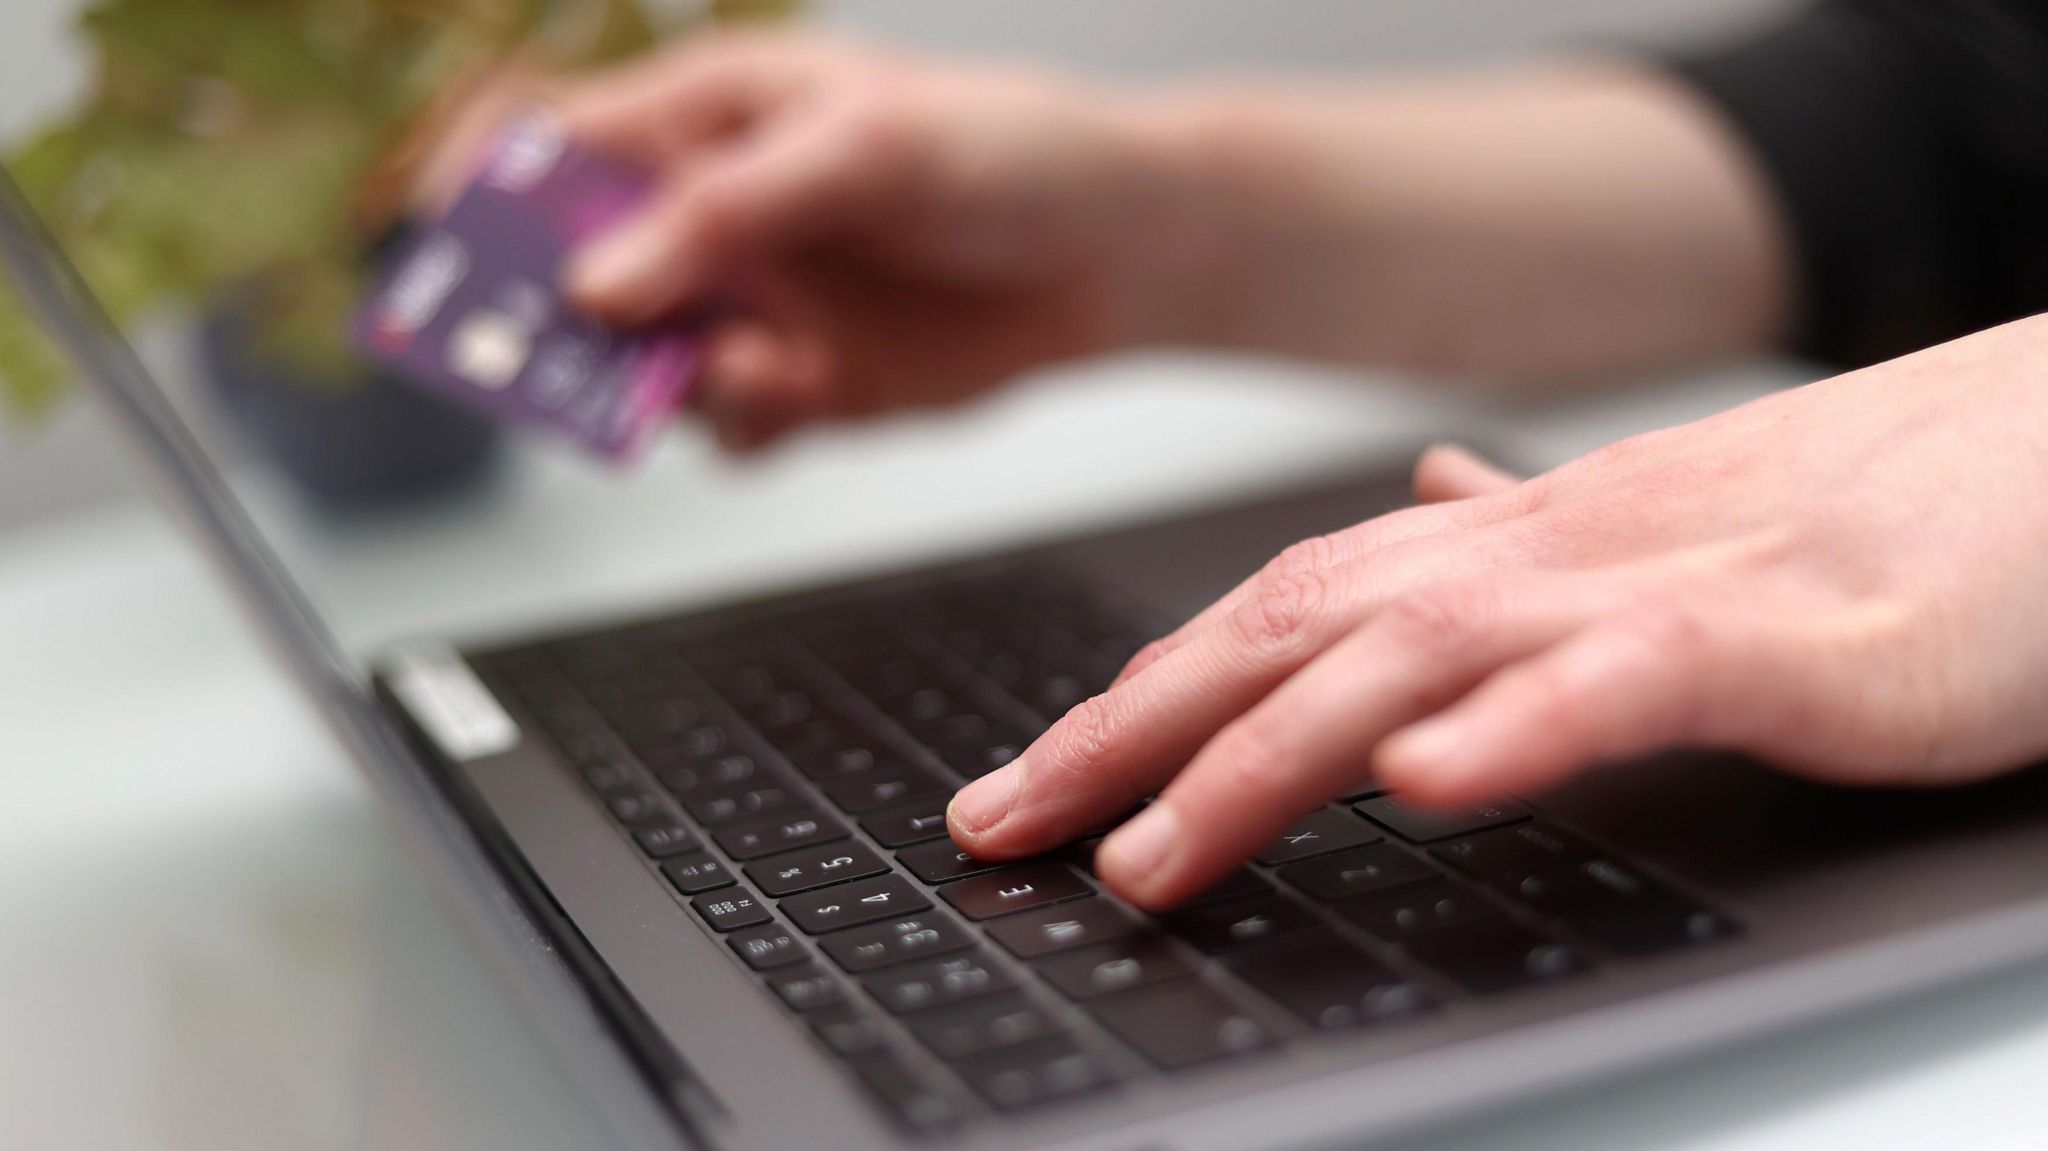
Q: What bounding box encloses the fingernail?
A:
[949,760,1023,838]
[1099,802,1181,890]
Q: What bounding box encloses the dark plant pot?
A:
[198,295,503,514]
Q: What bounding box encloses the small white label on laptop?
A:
[387,643,519,761]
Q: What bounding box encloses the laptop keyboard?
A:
[470,567,1739,1132]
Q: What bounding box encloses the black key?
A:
[1356,795,1527,843]
[1157,892,1320,954]
[907,992,1062,1059]
[1335,875,1498,939]
[1335,785,1387,802]
[1277,844,1437,903]
[1034,935,1192,1000]
[821,912,976,973]
[552,729,613,763]
[955,1036,1112,1110]
[632,821,699,858]
[1179,868,1274,907]
[656,752,764,796]
[890,686,959,726]
[744,840,888,897]
[1431,821,1595,885]
[863,950,1017,1014]
[611,698,704,746]
[1225,931,1437,1029]
[973,650,1028,692]
[686,782,800,827]
[789,743,897,781]
[714,807,849,860]
[930,725,1027,780]
[706,661,781,708]
[727,922,809,971]
[660,852,734,895]
[746,688,818,731]
[986,898,1141,959]
[767,963,845,1011]
[850,1047,963,1133]
[530,676,597,716]
[1028,675,1090,717]
[1402,918,1588,994]
[601,682,676,720]
[897,840,1007,884]
[692,888,772,932]
[605,788,668,825]
[642,722,734,765]
[940,863,1092,921]
[783,875,933,935]
[539,715,609,750]
[773,719,870,764]
[579,756,639,793]
[860,797,954,848]
[845,654,929,702]
[809,1004,890,1055]
[1055,836,1108,875]
[918,713,1001,752]
[1088,977,1272,1068]
[822,765,949,814]
[1511,859,1739,957]
[1252,807,1383,865]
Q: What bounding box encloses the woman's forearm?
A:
[1124,64,1793,388]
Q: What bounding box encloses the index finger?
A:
[1111,487,1527,689]
[554,34,811,163]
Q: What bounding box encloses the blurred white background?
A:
[0,0,1786,532]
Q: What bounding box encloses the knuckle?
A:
[1785,602,1962,783]
[1044,693,1120,778]
[1382,584,1491,655]
[1622,603,1717,665]
[1271,534,1339,582]
[1234,563,1331,653]
[835,95,918,162]
[1508,472,1558,514]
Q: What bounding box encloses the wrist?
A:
[1106,88,1387,358]
[1100,92,1277,349]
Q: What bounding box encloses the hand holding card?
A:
[353,117,699,460]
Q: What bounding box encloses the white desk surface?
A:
[8,354,2048,1151]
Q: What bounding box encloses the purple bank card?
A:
[353,117,697,460]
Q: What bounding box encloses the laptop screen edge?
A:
[0,164,705,1149]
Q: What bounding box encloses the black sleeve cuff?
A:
[1663,3,1994,367]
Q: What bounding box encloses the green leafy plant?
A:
[0,0,796,419]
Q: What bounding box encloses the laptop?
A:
[13,165,2048,1151]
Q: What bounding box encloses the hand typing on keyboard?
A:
[513,34,2048,912]
[951,319,2048,907]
